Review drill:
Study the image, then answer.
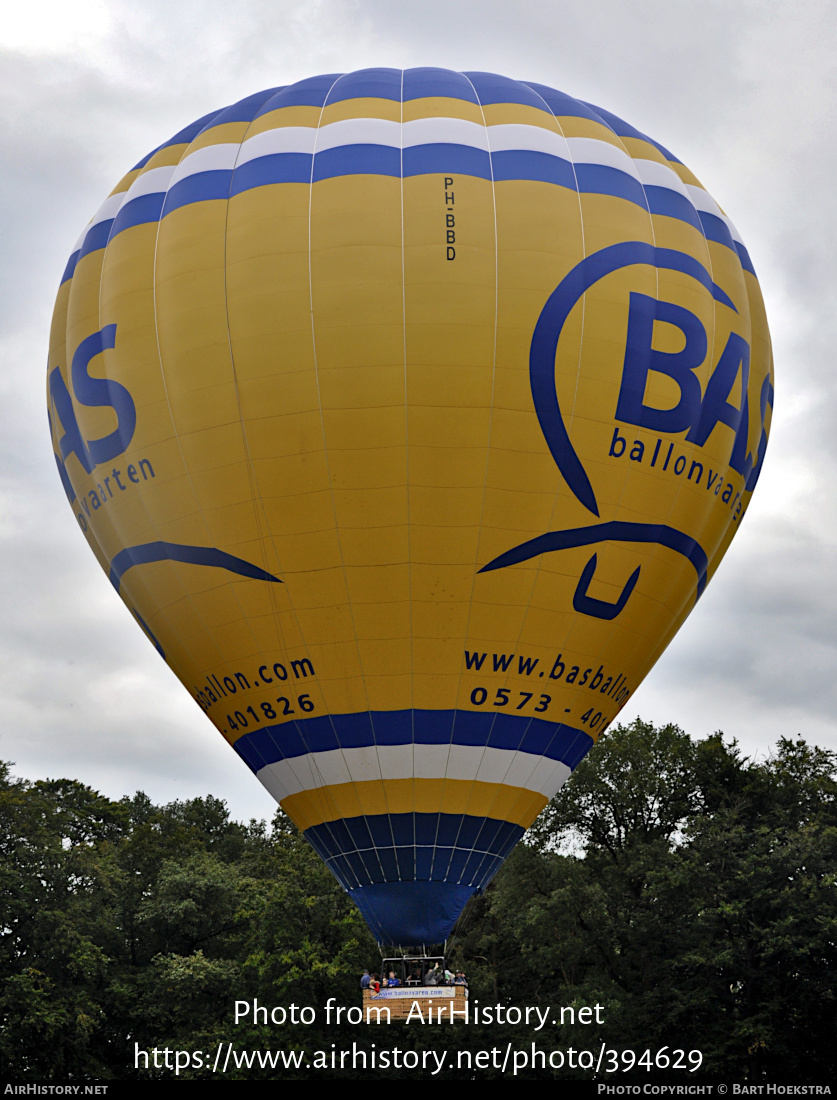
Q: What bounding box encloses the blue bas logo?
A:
[616,290,771,495]
[480,242,773,620]
[48,324,281,663]
[48,324,136,503]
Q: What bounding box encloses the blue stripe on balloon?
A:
[465,71,552,112]
[699,211,756,274]
[254,74,343,115]
[78,219,114,262]
[326,67,403,103]
[644,185,704,231]
[491,149,577,189]
[312,144,401,181]
[574,163,647,206]
[162,170,233,215]
[403,143,491,178]
[695,212,752,277]
[697,208,735,250]
[402,67,479,103]
[60,134,753,285]
[523,82,602,121]
[61,249,81,285]
[233,709,594,771]
[229,152,312,194]
[735,240,756,276]
[109,192,166,239]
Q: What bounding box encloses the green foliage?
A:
[1,721,836,1080]
[457,721,837,1080]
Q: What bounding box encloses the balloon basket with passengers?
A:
[48,67,773,958]
[361,955,468,1024]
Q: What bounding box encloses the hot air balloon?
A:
[48,68,773,947]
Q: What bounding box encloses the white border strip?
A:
[255,744,572,804]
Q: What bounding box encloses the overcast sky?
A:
[2,0,835,823]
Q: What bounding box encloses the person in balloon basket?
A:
[360,969,371,990]
[425,963,441,985]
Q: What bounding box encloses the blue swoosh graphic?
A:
[478,521,709,599]
[108,542,282,660]
[108,541,282,589]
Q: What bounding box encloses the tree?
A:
[460,720,837,1080]
[3,722,836,1081]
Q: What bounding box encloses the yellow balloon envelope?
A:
[48,69,773,945]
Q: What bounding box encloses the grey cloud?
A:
[3,0,835,819]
